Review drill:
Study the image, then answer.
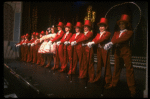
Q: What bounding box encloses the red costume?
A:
[23,33,29,61]
[26,32,35,62]
[75,20,94,82]
[16,35,25,61]
[59,22,72,72]
[32,33,39,63]
[92,18,112,84]
[36,31,45,66]
[51,22,65,70]
[67,22,84,75]
[110,14,136,97]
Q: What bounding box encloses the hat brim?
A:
[83,25,91,27]
[117,20,130,25]
[64,26,71,29]
[74,25,83,28]
[97,23,108,27]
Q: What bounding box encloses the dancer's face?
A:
[119,21,126,30]
[25,36,27,39]
[51,28,54,33]
[57,26,62,31]
[46,31,48,35]
[99,25,106,32]
[65,27,70,32]
[40,34,42,38]
[84,26,89,32]
[31,35,34,39]
[75,27,80,33]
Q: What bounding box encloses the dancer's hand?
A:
[104,42,113,50]
[57,41,61,46]
[64,41,69,45]
[71,41,77,46]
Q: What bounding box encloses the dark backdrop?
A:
[21,1,147,57]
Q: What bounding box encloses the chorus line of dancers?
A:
[15,14,136,97]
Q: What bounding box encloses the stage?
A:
[4,58,146,98]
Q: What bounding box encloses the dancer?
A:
[71,20,94,82]
[38,26,57,68]
[15,35,25,61]
[57,22,73,72]
[87,18,112,87]
[31,32,39,63]
[64,22,84,75]
[22,33,29,62]
[26,32,35,63]
[104,14,136,97]
[36,31,45,66]
[48,22,65,70]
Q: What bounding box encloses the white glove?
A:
[57,41,61,46]
[48,41,52,45]
[104,42,113,50]
[71,41,77,46]
[82,43,85,46]
[64,41,69,45]
[31,43,35,47]
[23,43,26,45]
[16,44,20,47]
[28,43,31,46]
[87,41,95,48]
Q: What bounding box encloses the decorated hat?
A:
[40,31,45,35]
[84,20,91,27]
[74,22,83,28]
[56,22,64,28]
[97,18,108,27]
[64,22,72,29]
[117,14,130,25]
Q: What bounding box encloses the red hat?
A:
[57,22,64,28]
[97,18,108,27]
[32,32,35,36]
[117,14,130,25]
[74,22,83,28]
[41,31,45,35]
[25,33,29,38]
[35,32,39,36]
[64,22,72,29]
[84,20,91,27]
[23,35,26,38]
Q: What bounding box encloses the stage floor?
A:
[4,59,146,98]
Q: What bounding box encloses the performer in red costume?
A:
[87,18,112,86]
[16,35,25,61]
[57,22,72,72]
[22,33,29,62]
[104,14,136,97]
[49,22,65,70]
[71,20,94,82]
[36,31,45,66]
[64,22,84,75]
[26,32,35,63]
[31,32,39,63]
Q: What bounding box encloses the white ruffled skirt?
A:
[38,41,56,54]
